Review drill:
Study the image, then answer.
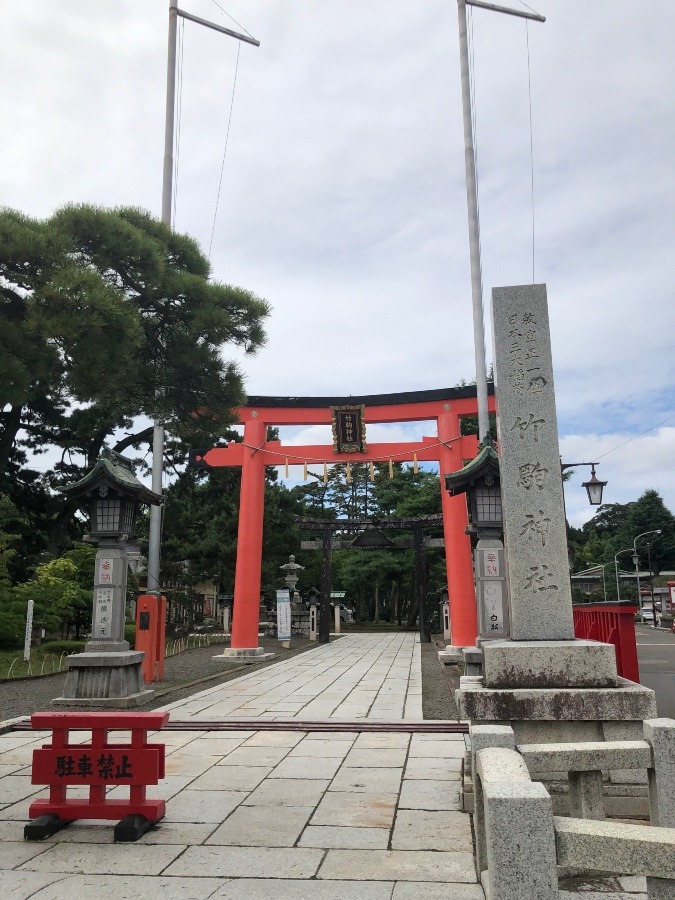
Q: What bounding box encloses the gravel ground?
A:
[0,632,459,724]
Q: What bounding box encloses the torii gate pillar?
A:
[438,411,478,647]
[225,417,271,658]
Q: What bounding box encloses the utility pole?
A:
[456,0,544,443]
[146,1,259,593]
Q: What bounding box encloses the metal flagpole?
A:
[146,0,259,594]
[456,0,545,445]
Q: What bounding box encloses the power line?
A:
[208,42,241,260]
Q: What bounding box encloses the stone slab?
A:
[164,846,323,879]
[298,826,390,849]
[210,879,395,900]
[392,884,485,900]
[391,810,473,851]
[0,872,65,900]
[270,755,343,780]
[163,789,246,823]
[398,780,461,811]
[329,766,403,794]
[456,677,657,722]
[317,849,477,883]
[206,804,314,846]
[17,842,185,875]
[554,816,675,879]
[213,648,276,663]
[491,284,574,640]
[343,748,407,768]
[217,746,292,767]
[482,639,618,688]
[311,791,398,828]
[243,778,330,808]
[190,765,271,792]
[20,875,225,900]
[403,759,461,781]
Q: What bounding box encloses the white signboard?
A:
[276,589,291,641]
[482,582,505,634]
[94,587,114,639]
[24,599,34,662]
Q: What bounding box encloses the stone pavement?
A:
[0,633,649,898]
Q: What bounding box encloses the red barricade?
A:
[573,602,640,683]
[25,711,169,841]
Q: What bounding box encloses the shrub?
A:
[125,623,135,648]
[40,640,86,655]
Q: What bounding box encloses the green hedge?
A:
[40,640,86,655]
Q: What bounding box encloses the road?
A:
[636,623,675,717]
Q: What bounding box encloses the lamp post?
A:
[614,547,634,601]
[560,463,607,506]
[632,529,662,624]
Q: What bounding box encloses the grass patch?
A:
[0,647,76,680]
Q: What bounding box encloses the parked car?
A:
[638,606,660,626]
[335,604,354,624]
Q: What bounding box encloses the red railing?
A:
[573,602,640,683]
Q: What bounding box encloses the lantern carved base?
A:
[54,651,153,708]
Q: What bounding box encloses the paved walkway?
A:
[164,632,423,721]
[0,633,649,898]
[0,633,484,899]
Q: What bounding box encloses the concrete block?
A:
[644,718,675,828]
[517,740,653,774]
[554,817,675,879]
[568,769,605,820]
[647,876,675,898]
[462,647,483,677]
[482,639,618,688]
[457,677,657,722]
[479,748,558,899]
[603,720,649,784]
[438,647,463,666]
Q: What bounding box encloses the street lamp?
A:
[633,529,662,624]
[560,462,607,506]
[614,547,634,601]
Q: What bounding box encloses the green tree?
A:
[0,204,270,560]
[12,544,95,642]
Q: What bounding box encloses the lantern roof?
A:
[59,449,162,506]
[445,437,500,497]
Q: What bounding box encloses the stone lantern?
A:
[55,450,162,707]
[279,555,304,603]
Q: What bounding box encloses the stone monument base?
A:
[456,639,657,819]
[482,638,619,688]
[54,651,153,708]
[213,647,276,663]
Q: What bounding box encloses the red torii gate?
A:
[194,386,496,650]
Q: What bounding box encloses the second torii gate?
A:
[191,385,496,652]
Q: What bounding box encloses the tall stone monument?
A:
[457,286,655,791]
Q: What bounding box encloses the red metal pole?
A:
[231,417,267,649]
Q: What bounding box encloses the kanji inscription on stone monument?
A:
[491,284,574,640]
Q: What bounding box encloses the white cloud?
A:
[1,0,673,520]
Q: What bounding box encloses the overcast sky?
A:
[2,1,673,528]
